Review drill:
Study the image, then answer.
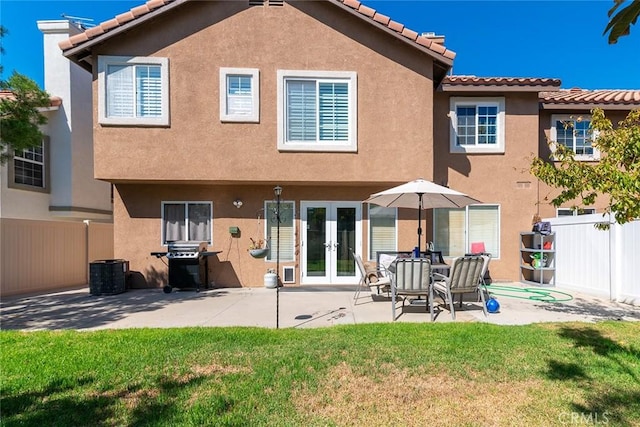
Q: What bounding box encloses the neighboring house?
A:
[434,78,640,284]
[0,21,112,296]
[58,0,639,288]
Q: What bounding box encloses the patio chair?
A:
[391,258,431,321]
[479,254,492,290]
[353,252,391,303]
[429,255,487,321]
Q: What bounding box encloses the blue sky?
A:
[1,0,638,90]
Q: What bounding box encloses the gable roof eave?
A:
[61,0,456,83]
[328,0,454,67]
[62,0,187,72]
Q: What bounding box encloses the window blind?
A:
[286,80,316,141]
[226,75,253,116]
[369,206,396,260]
[136,65,162,117]
[319,82,348,141]
[468,205,499,257]
[266,202,295,261]
[107,64,134,117]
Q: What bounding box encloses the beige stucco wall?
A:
[91,2,436,184]
[86,2,446,287]
[537,108,631,217]
[433,91,543,281]
[116,183,429,288]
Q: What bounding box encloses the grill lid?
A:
[167,241,208,252]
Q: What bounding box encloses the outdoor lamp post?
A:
[273,185,282,329]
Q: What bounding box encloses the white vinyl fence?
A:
[546,214,639,305]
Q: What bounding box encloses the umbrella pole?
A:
[417,193,424,255]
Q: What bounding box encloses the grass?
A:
[1,322,639,426]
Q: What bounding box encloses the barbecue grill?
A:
[151,241,220,293]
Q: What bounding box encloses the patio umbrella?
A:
[364,178,481,254]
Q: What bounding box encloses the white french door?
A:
[300,202,362,285]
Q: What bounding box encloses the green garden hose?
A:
[485,285,573,303]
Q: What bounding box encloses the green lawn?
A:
[2,322,639,426]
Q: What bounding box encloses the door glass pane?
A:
[306,207,326,277]
[434,208,465,257]
[336,207,356,277]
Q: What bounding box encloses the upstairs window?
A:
[162,202,212,244]
[98,56,169,126]
[9,137,49,192]
[557,207,596,216]
[550,115,599,160]
[14,143,44,187]
[220,68,259,122]
[277,70,357,152]
[450,97,505,154]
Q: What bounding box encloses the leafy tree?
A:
[0,26,50,164]
[0,25,6,74]
[531,108,640,227]
[604,0,640,44]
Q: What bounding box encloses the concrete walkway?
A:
[2,283,638,331]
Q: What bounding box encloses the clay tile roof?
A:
[59,0,177,52]
[336,0,456,61]
[0,90,62,108]
[59,0,456,64]
[444,75,562,87]
[540,89,640,109]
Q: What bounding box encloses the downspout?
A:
[84,219,90,285]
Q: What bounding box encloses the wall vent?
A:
[269,0,284,6]
[283,266,295,283]
[249,0,264,6]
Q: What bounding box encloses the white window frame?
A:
[277,70,357,152]
[10,137,48,192]
[368,205,397,261]
[449,97,505,154]
[433,204,501,259]
[265,200,296,262]
[219,67,259,123]
[98,56,170,126]
[550,115,600,161]
[556,207,596,216]
[161,201,213,245]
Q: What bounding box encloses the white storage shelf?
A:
[519,232,555,286]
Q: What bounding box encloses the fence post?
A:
[610,216,623,302]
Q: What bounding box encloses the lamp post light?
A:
[273,185,282,329]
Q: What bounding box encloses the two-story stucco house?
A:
[58,0,639,290]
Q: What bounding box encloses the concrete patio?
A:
[1,282,638,331]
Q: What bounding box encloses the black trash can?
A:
[89,259,129,296]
